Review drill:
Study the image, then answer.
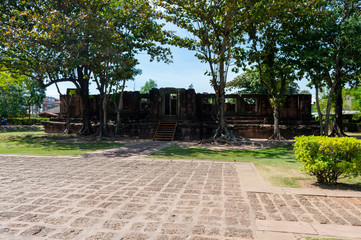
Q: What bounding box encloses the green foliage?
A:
[7,117,49,125]
[344,87,361,120]
[227,68,268,94]
[155,0,247,135]
[300,90,311,95]
[0,71,26,119]
[0,71,45,120]
[1,0,172,82]
[287,0,361,135]
[1,0,171,135]
[294,136,361,184]
[243,1,304,138]
[140,79,157,94]
[227,68,299,94]
[23,78,46,115]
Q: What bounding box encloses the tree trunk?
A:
[102,95,108,137]
[330,82,346,136]
[212,65,230,140]
[315,84,325,135]
[55,82,73,134]
[64,95,73,134]
[269,102,284,140]
[330,54,345,137]
[323,88,334,137]
[323,69,340,137]
[213,92,229,139]
[78,68,92,135]
[79,87,91,135]
[97,92,105,138]
[115,80,126,135]
[28,105,31,122]
[116,111,121,134]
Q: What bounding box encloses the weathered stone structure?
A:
[44,88,318,139]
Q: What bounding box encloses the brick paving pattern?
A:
[0,154,253,239]
[1,141,361,239]
[248,192,361,226]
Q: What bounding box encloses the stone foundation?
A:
[45,88,317,139]
[43,120,319,139]
[43,122,82,134]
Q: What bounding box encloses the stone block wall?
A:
[53,88,316,139]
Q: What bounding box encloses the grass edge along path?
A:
[151,144,361,189]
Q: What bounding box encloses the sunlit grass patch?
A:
[152,144,361,189]
[0,131,123,156]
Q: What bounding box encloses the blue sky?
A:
[46,23,313,99]
[46,45,313,98]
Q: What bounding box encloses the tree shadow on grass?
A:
[221,143,295,160]
[8,138,122,153]
[310,182,361,192]
[154,145,215,158]
[154,143,296,161]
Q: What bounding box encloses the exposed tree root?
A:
[63,128,72,134]
[268,133,286,141]
[329,127,347,137]
[198,135,263,147]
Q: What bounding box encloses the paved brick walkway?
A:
[1,141,361,240]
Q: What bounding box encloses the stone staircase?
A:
[153,122,177,141]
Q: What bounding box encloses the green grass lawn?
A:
[151,144,361,189]
[0,130,124,156]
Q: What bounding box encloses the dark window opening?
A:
[201,97,214,112]
[225,98,236,112]
[140,98,150,112]
[165,93,177,116]
[244,98,257,113]
[123,96,132,111]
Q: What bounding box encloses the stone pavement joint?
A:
[0,140,361,240]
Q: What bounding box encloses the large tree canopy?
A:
[0,71,44,120]
[155,0,248,142]
[0,0,172,135]
[286,0,361,136]
[243,0,303,139]
[227,68,299,95]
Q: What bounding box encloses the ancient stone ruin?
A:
[43,88,318,139]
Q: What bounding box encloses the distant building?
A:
[42,97,59,112]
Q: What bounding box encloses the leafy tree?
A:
[112,65,142,135]
[88,1,171,137]
[227,68,299,94]
[0,0,171,136]
[1,0,96,134]
[227,68,267,94]
[156,0,247,142]
[288,0,361,136]
[300,90,311,95]
[23,79,46,120]
[140,79,157,94]
[344,87,361,121]
[245,1,300,140]
[0,71,26,120]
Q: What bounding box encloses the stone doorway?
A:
[164,93,178,116]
